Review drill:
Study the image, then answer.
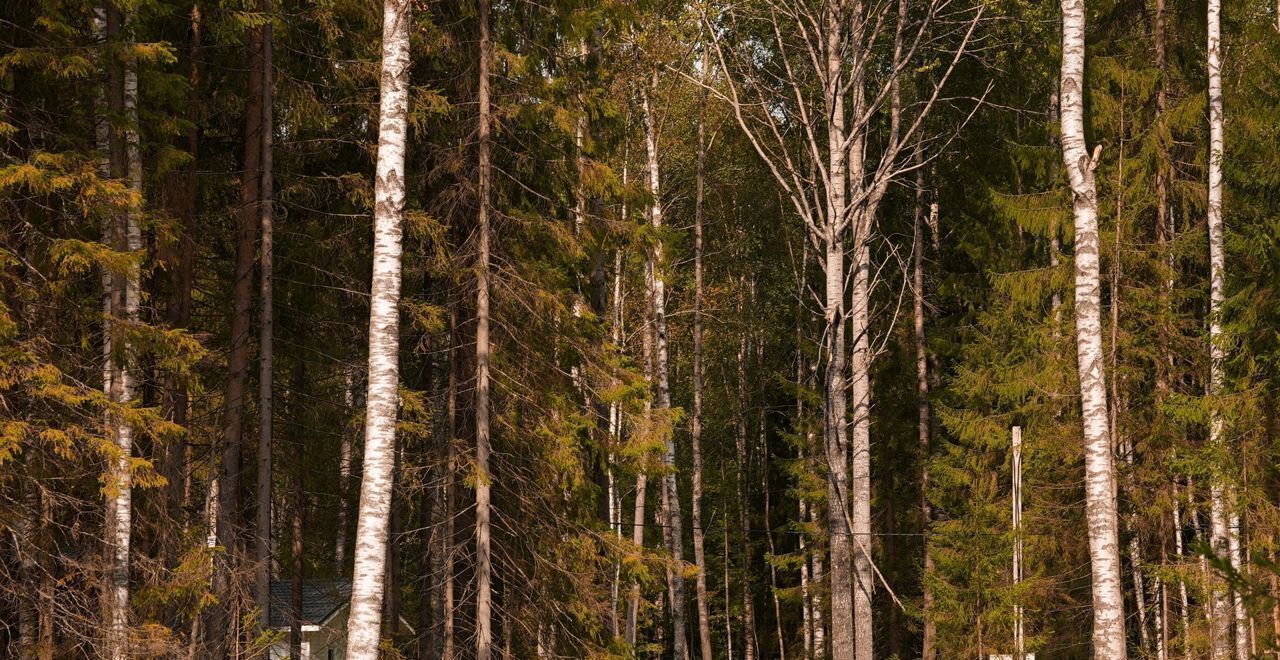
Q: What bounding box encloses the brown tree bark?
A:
[475,0,494,655]
[209,24,263,657]
[254,1,276,632]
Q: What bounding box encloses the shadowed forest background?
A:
[4,0,1280,657]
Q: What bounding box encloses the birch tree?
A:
[102,7,142,656]
[343,0,411,654]
[702,1,981,655]
[691,40,714,660]
[641,69,688,660]
[1205,0,1237,652]
[1059,0,1128,653]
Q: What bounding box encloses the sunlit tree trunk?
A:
[1205,0,1233,651]
[822,9,854,657]
[343,0,410,654]
[1060,0,1128,652]
[102,6,141,654]
[691,45,714,660]
[474,0,494,655]
[641,73,687,659]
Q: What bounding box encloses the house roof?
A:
[268,579,351,629]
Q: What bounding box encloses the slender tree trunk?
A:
[386,439,403,636]
[474,0,494,656]
[254,3,275,632]
[210,25,263,655]
[1271,542,1280,659]
[1174,487,1191,656]
[641,74,687,659]
[16,482,38,657]
[103,8,142,654]
[1206,0,1233,651]
[343,0,410,654]
[850,232,873,660]
[336,368,356,572]
[735,291,757,660]
[442,304,459,660]
[160,1,200,548]
[36,489,53,660]
[796,243,814,660]
[688,43,714,660]
[629,273,655,648]
[289,364,305,660]
[914,159,937,660]
[627,469,649,646]
[811,503,826,660]
[94,1,119,652]
[1059,0,1128,653]
[765,458,787,660]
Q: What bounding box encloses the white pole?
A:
[1012,426,1024,659]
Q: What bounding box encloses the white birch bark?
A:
[1059,0,1128,653]
[627,254,654,646]
[691,44,714,660]
[103,22,141,656]
[1206,0,1234,651]
[642,75,687,659]
[343,0,410,654]
[822,11,854,658]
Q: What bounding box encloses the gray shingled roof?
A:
[268,579,351,629]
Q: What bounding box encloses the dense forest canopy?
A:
[3,0,1280,657]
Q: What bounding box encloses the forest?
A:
[3,0,1280,657]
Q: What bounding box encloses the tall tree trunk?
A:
[735,287,757,660]
[1271,542,1280,659]
[336,368,356,572]
[626,469,649,646]
[641,73,687,660]
[1207,0,1246,647]
[914,164,937,660]
[849,227,873,660]
[16,481,39,657]
[822,9,853,658]
[1174,487,1191,656]
[628,259,655,647]
[1059,0,1128,653]
[443,303,459,660]
[103,7,142,654]
[210,24,263,656]
[386,438,403,636]
[343,0,410,654]
[160,1,200,547]
[1206,0,1234,650]
[475,0,494,656]
[690,42,713,660]
[289,362,305,660]
[796,242,814,660]
[254,3,275,632]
